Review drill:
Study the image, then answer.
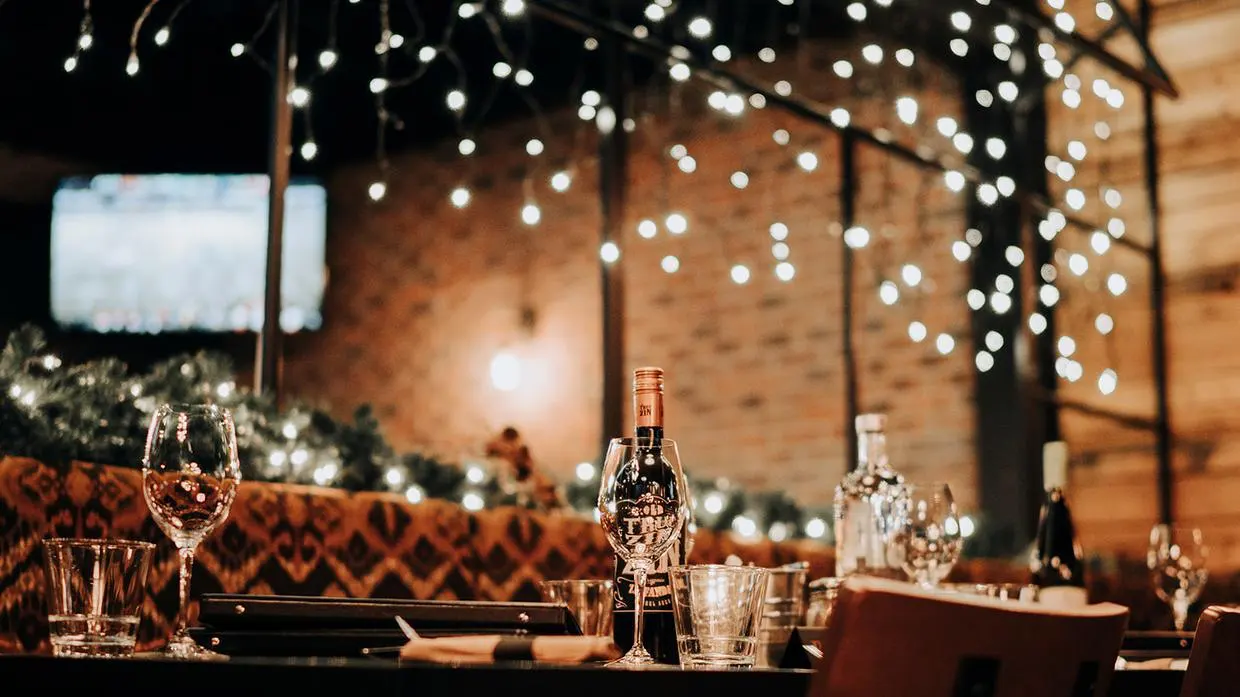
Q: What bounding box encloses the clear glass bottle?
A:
[833,413,907,579]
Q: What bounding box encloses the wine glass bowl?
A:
[1147,524,1208,631]
[895,483,962,589]
[597,437,687,666]
[142,403,241,660]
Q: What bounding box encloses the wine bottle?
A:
[613,367,687,665]
[1029,441,1088,607]
[834,413,907,579]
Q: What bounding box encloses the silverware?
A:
[395,615,420,641]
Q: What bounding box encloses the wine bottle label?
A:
[1037,586,1088,608]
[615,530,684,612]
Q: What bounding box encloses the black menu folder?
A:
[190,594,582,657]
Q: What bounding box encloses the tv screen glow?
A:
[51,174,327,333]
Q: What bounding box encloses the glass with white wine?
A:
[142,403,241,659]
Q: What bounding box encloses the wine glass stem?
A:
[1173,597,1189,631]
[175,545,196,639]
[632,565,649,655]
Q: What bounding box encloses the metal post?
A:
[598,11,628,451]
[1141,0,1174,525]
[840,134,859,471]
[255,0,294,402]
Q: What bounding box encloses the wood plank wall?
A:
[1047,0,1240,568]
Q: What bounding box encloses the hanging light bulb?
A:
[550,171,572,192]
[450,187,471,208]
[521,203,541,225]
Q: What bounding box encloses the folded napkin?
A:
[400,635,620,664]
[1115,657,1190,671]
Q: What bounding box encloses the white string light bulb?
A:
[862,44,883,64]
[937,117,958,137]
[908,321,928,342]
[950,11,971,31]
[712,45,732,62]
[419,46,437,63]
[450,187,471,208]
[995,274,1015,294]
[976,90,994,107]
[515,69,533,86]
[775,262,796,281]
[830,108,850,127]
[289,86,311,108]
[998,81,1019,102]
[458,138,476,156]
[230,43,244,57]
[770,223,789,241]
[994,24,1016,43]
[990,292,1013,313]
[1058,336,1077,357]
[967,289,985,310]
[319,49,338,69]
[79,33,93,50]
[521,203,542,226]
[976,351,995,372]
[879,281,899,305]
[996,176,1016,197]
[1109,218,1126,237]
[154,26,170,46]
[895,48,915,67]
[797,152,819,172]
[985,331,1004,352]
[901,264,923,287]
[661,255,680,273]
[666,213,688,235]
[730,264,751,285]
[953,241,972,262]
[1029,313,1048,334]
[550,171,572,192]
[678,156,697,173]
[759,47,777,63]
[1005,246,1024,266]
[644,3,665,21]
[772,129,790,146]
[368,181,387,201]
[1068,253,1089,275]
[1039,284,1061,306]
[896,96,918,125]
[125,55,139,76]
[370,77,389,93]
[953,132,974,153]
[525,139,544,156]
[833,60,854,78]
[300,141,318,161]
[493,61,512,78]
[1055,12,1076,33]
[458,3,478,18]
[64,57,78,72]
[1096,1,1114,20]
[1098,369,1118,395]
[577,105,596,121]
[446,89,466,111]
[1095,313,1114,335]
[501,0,525,16]
[669,62,691,81]
[950,39,968,57]
[771,242,790,260]
[986,138,1006,159]
[936,334,956,355]
[944,170,966,192]
[847,3,867,20]
[1107,273,1128,295]
[688,16,712,38]
[1091,230,1111,254]
[600,241,620,263]
[638,219,657,239]
[844,226,870,249]
[730,171,750,189]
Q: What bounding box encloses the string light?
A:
[1029,313,1048,335]
[775,262,796,281]
[730,265,751,285]
[661,255,680,273]
[1107,273,1128,295]
[901,264,923,287]
[967,289,985,310]
[844,226,870,249]
[521,203,541,225]
[600,242,621,264]
[976,351,995,372]
[936,334,956,355]
[908,321,928,342]
[796,152,819,172]
[666,213,688,235]
[879,281,900,305]
[368,181,387,201]
[1095,313,1114,335]
[550,171,572,192]
[1098,369,1118,395]
[770,222,789,241]
[953,241,972,262]
[450,187,471,208]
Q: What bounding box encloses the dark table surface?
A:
[0,654,1184,697]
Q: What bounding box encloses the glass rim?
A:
[670,563,770,576]
[154,402,233,417]
[538,579,613,588]
[43,537,156,551]
[609,436,676,446]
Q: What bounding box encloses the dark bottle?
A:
[1029,441,1088,607]
[613,367,689,665]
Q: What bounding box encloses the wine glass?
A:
[597,437,688,667]
[895,483,963,588]
[142,404,242,659]
[1147,524,1208,631]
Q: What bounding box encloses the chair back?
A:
[807,577,1130,697]
[1180,605,1240,697]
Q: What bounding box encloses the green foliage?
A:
[0,325,827,539]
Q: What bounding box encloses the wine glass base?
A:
[608,650,659,668]
[162,635,228,661]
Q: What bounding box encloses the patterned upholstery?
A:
[5,457,1225,653]
[0,457,831,653]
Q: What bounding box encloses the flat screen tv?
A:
[50,173,327,334]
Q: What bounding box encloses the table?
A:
[0,654,1183,697]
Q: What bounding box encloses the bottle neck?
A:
[856,431,887,472]
[634,391,664,441]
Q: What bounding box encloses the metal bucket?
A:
[756,563,809,667]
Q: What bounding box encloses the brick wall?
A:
[283,38,979,511]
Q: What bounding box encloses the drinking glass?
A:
[1147,524,1209,631]
[43,538,155,657]
[597,437,688,666]
[538,580,614,636]
[142,403,242,659]
[670,565,769,668]
[895,483,962,588]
